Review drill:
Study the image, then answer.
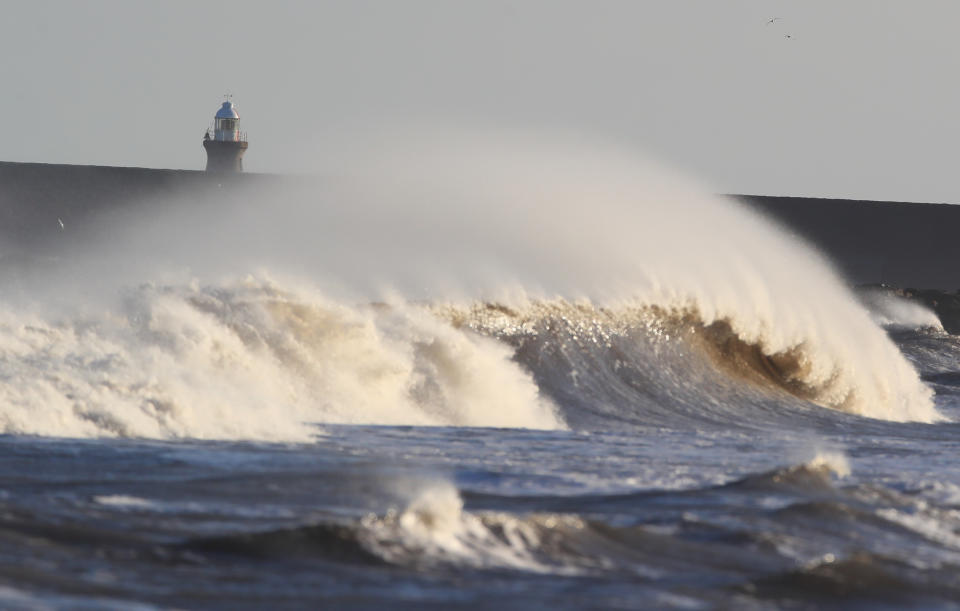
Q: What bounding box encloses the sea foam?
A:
[0,129,941,440]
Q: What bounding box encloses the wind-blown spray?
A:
[0,129,940,440]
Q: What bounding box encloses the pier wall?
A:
[1,161,958,289]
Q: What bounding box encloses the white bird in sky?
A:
[57,218,64,230]
[767,17,781,25]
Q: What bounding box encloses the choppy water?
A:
[1,287,958,609]
[2,385,960,609]
[2,134,960,608]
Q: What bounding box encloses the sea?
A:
[1,134,959,609]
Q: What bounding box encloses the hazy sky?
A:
[1,1,958,201]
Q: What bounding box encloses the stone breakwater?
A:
[743,194,960,289]
[2,161,960,288]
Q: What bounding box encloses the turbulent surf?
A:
[1,133,958,608]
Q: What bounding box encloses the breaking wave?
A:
[442,298,938,425]
[178,458,875,579]
[0,280,562,441]
[0,274,940,442]
[856,287,943,332]
[0,130,942,439]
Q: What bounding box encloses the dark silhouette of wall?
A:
[2,161,959,289]
[0,162,210,249]
[740,195,960,289]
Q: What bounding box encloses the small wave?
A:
[803,451,851,479]
[186,522,386,565]
[724,458,848,494]
[186,480,593,574]
[181,479,795,579]
[857,287,944,332]
[743,551,960,606]
[357,480,584,573]
[876,505,960,550]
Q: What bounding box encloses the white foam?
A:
[858,288,943,331]
[804,451,851,478]
[0,279,563,441]
[877,507,960,551]
[912,480,960,506]
[360,479,584,573]
[93,494,155,509]
[3,128,941,428]
[310,131,937,423]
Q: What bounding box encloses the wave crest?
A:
[443,298,939,424]
[0,280,563,441]
[0,273,940,443]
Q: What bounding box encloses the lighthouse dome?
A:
[215,101,239,119]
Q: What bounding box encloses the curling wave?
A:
[443,298,939,426]
[0,130,943,439]
[0,274,941,443]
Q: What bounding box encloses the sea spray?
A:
[359,478,583,572]
[0,128,941,435]
[0,279,563,440]
[442,298,938,424]
[857,286,944,331]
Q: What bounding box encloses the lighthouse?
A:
[203,101,248,173]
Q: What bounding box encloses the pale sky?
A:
[1,1,958,202]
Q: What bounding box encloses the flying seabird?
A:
[767,17,781,25]
[57,218,64,230]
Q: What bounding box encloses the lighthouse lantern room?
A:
[203,100,248,173]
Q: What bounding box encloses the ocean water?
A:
[2,134,960,609]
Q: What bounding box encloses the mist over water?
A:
[0,129,941,439]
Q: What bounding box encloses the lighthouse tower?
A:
[203,101,248,173]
